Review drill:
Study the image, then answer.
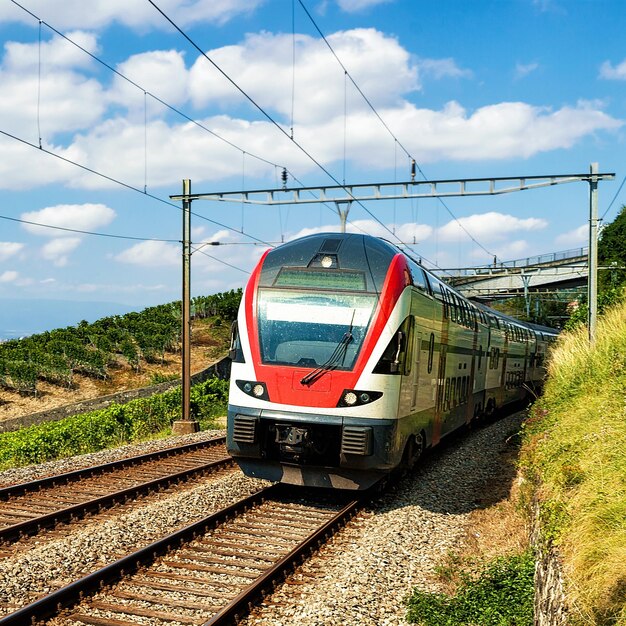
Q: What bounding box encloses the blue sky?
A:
[0,0,624,329]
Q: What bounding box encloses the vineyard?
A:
[0,289,242,396]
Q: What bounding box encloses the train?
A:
[226,232,558,489]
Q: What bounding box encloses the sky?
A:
[0,0,625,334]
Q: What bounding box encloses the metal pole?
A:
[335,201,352,233]
[588,163,599,343]
[173,179,199,435]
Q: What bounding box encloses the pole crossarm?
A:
[171,172,615,205]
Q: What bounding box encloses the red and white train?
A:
[227,233,557,489]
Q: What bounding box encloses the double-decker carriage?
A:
[227,233,556,489]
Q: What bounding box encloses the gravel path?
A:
[0,414,524,624]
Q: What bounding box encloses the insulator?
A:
[281,167,288,189]
[411,159,416,181]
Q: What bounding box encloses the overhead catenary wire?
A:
[0,213,178,242]
[10,0,356,249]
[146,0,451,274]
[8,0,287,176]
[0,128,274,250]
[600,172,626,221]
[296,0,496,261]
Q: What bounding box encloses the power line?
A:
[9,0,286,175]
[296,0,496,260]
[600,172,626,221]
[147,0,452,275]
[0,214,178,242]
[0,128,274,249]
[8,0,326,251]
[191,245,250,274]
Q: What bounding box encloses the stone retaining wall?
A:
[533,504,569,625]
[0,356,231,433]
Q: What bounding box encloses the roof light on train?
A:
[321,255,334,268]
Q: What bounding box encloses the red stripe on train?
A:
[244,253,409,408]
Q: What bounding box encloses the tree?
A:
[599,204,626,290]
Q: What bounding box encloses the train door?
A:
[410,332,422,412]
[433,343,447,445]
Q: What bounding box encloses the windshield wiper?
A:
[300,310,356,386]
[300,330,354,386]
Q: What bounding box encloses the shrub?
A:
[405,551,535,626]
[0,377,229,470]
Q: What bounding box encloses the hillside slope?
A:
[522,301,626,626]
[0,318,230,423]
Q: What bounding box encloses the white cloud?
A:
[515,62,539,79]
[337,0,392,10]
[286,219,433,244]
[0,242,24,261]
[0,270,18,283]
[21,203,116,236]
[3,31,98,71]
[419,58,472,80]
[189,29,419,123]
[0,1,265,30]
[0,33,106,139]
[555,224,588,247]
[41,237,81,266]
[600,59,626,80]
[110,49,190,112]
[438,212,548,243]
[115,240,180,267]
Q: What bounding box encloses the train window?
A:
[407,259,429,292]
[403,316,415,376]
[257,289,376,368]
[427,333,435,373]
[478,345,483,370]
[444,378,451,410]
[451,378,457,407]
[373,316,414,375]
[229,321,245,363]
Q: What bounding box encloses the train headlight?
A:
[343,391,358,406]
[337,389,383,407]
[236,380,269,401]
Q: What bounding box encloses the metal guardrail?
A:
[435,247,588,278]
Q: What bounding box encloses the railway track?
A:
[0,483,363,626]
[0,436,232,544]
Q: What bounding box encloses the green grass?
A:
[521,300,626,626]
[406,551,535,626]
[0,377,229,470]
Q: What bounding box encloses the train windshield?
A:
[257,289,376,368]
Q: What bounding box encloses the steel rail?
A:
[203,495,361,625]
[0,456,234,543]
[0,484,364,626]
[0,485,276,626]
[0,436,226,499]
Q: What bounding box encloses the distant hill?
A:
[0,299,139,340]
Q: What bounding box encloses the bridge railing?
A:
[439,247,588,277]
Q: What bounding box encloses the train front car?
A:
[227,233,414,489]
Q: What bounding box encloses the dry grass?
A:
[523,301,626,626]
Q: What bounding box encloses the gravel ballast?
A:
[0,414,525,624]
[242,412,525,626]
